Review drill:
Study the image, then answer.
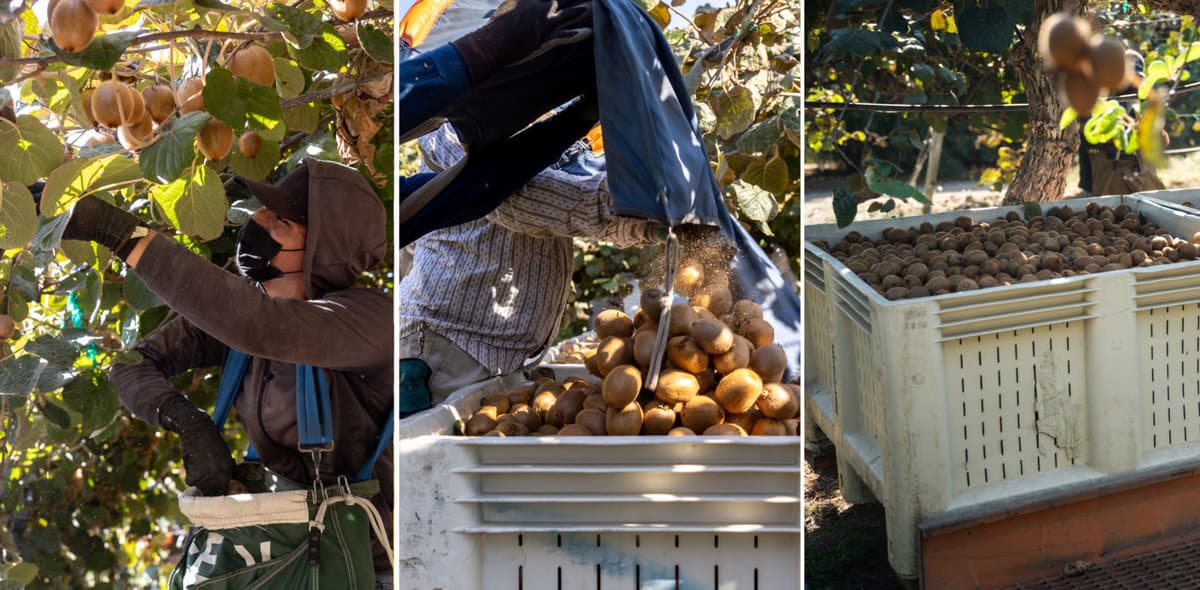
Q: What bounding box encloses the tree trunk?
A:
[1002,0,1088,205]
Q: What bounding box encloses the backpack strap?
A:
[213,349,251,431]
[353,407,394,483]
[296,364,335,452]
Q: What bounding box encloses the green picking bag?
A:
[168,465,387,590]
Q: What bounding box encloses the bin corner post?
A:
[1085,272,1142,473]
[879,300,950,581]
[831,293,868,504]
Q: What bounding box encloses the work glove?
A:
[450,0,592,86]
[398,358,433,419]
[59,196,141,259]
[157,394,235,496]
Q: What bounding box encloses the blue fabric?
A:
[593,0,802,381]
[296,365,334,450]
[212,350,250,430]
[354,408,394,483]
[398,44,472,137]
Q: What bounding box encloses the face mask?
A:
[235,220,302,283]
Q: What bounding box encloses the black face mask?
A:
[235,220,302,283]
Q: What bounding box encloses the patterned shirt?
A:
[397,125,658,374]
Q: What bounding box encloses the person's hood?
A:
[288,160,388,297]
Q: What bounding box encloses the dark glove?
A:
[450,0,592,85]
[157,395,235,496]
[60,196,141,259]
[398,358,433,419]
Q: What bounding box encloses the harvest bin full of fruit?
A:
[805,194,1200,579]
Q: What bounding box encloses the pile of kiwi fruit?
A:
[461,266,799,437]
[813,202,1200,301]
[81,45,280,160]
[1038,13,1131,115]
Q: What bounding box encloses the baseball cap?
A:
[233,161,311,224]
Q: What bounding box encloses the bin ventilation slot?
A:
[851,322,887,447]
[1139,305,1200,451]
[832,277,871,334]
[1134,265,1200,309]
[945,323,1087,493]
[804,247,826,292]
[805,282,836,396]
[937,287,1096,340]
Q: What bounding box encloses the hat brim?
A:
[233,174,308,224]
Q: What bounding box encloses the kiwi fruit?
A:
[602,364,642,408]
[751,419,788,436]
[141,85,176,123]
[91,81,136,128]
[606,401,644,435]
[740,318,775,348]
[51,0,98,53]
[1063,69,1099,116]
[228,46,276,87]
[666,336,709,373]
[654,369,701,404]
[1088,36,1128,90]
[177,78,206,114]
[641,287,666,322]
[691,318,734,355]
[585,352,602,377]
[676,264,704,295]
[582,392,607,412]
[713,335,753,374]
[558,424,593,436]
[595,309,635,339]
[329,0,367,20]
[714,368,763,414]
[748,343,787,383]
[1040,14,1090,71]
[0,315,13,340]
[122,85,146,125]
[535,424,560,435]
[532,390,558,418]
[575,408,608,435]
[691,286,733,316]
[545,389,586,427]
[507,386,534,406]
[197,118,234,160]
[465,413,497,436]
[80,89,97,127]
[642,404,676,435]
[681,395,724,433]
[724,406,762,433]
[693,306,718,323]
[493,420,530,437]
[633,330,658,371]
[694,369,717,394]
[730,299,762,329]
[84,0,123,14]
[475,405,500,421]
[782,419,799,436]
[668,303,698,336]
[481,394,511,415]
[117,113,153,149]
[595,336,635,376]
[704,423,747,436]
[238,131,263,158]
[758,383,799,419]
[668,427,696,436]
[510,404,541,431]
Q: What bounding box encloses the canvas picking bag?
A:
[168,352,394,590]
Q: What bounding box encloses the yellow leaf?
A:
[931,10,947,31]
[649,3,671,30]
[947,15,958,34]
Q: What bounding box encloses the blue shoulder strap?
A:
[213,350,251,431]
[354,407,394,483]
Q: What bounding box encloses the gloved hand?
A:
[60,196,141,259]
[399,358,433,418]
[157,395,235,496]
[450,0,592,85]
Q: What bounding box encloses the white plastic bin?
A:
[396,378,802,590]
[804,195,1200,579]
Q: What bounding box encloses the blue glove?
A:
[399,358,433,418]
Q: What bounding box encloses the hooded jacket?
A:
[109,160,393,571]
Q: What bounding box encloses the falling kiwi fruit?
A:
[50,0,98,53]
[704,423,747,436]
[690,318,734,355]
[329,0,367,20]
[594,336,634,376]
[197,118,234,160]
[681,395,724,433]
[676,264,704,295]
[595,309,635,339]
[1063,69,1099,116]
[602,364,642,408]
[693,306,718,323]
[714,368,763,414]
[666,336,709,374]
[757,383,799,419]
[239,131,263,158]
[691,286,733,316]
[1039,13,1091,71]
[228,45,276,87]
[1089,37,1128,90]
[574,408,608,435]
[641,287,666,322]
[654,369,701,404]
[606,401,644,435]
[176,78,206,114]
[730,299,762,329]
[748,343,787,384]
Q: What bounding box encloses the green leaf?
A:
[49,32,139,70]
[203,68,284,137]
[0,355,44,395]
[870,180,929,204]
[263,2,324,49]
[821,29,884,59]
[955,5,1014,53]
[3,562,38,586]
[27,335,78,368]
[910,63,934,84]
[61,370,119,434]
[0,115,64,184]
[39,400,71,430]
[735,116,783,156]
[283,102,320,134]
[1060,107,1078,129]
[760,153,791,195]
[62,239,111,269]
[880,198,896,213]
[357,23,392,64]
[710,83,758,140]
[273,57,305,99]
[43,154,141,216]
[123,271,164,311]
[149,164,226,241]
[230,139,281,180]
[0,19,22,82]
[1022,201,1043,220]
[833,188,857,228]
[733,180,778,224]
[0,181,37,249]
[139,111,211,183]
[1141,59,1170,99]
[288,23,349,71]
[193,0,236,10]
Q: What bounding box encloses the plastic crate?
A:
[396,378,802,590]
[803,195,1200,580]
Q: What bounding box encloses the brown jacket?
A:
[109,161,393,570]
